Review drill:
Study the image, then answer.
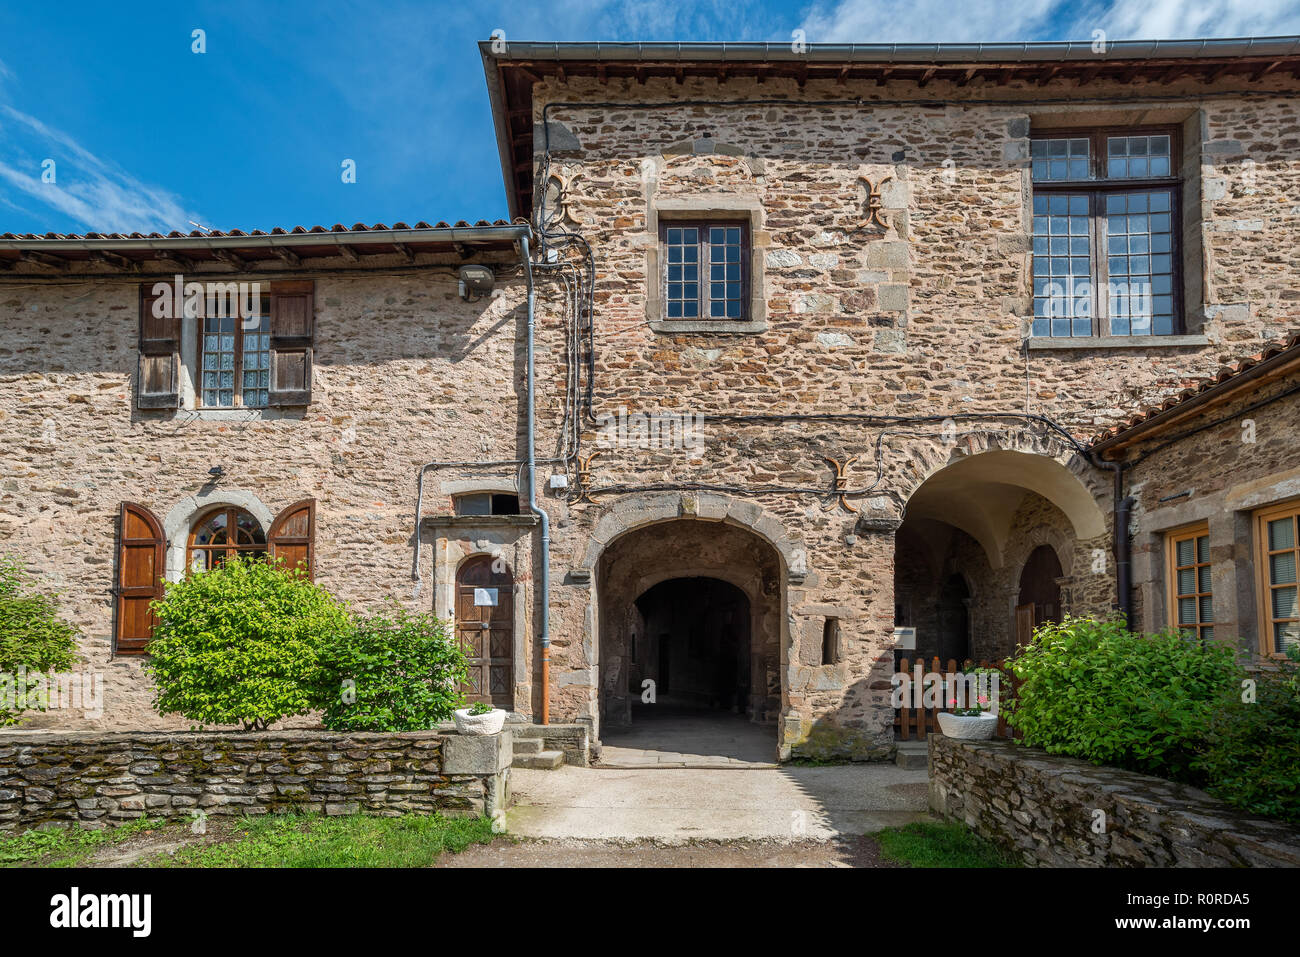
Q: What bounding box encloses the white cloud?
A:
[799,0,1300,43]
[0,105,199,234]
[800,0,1059,43]
[1087,0,1300,40]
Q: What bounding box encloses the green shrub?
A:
[0,553,78,726]
[316,602,468,732]
[146,555,351,730]
[1194,647,1300,825]
[1003,615,1241,780]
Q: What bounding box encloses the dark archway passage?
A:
[595,518,781,765]
[632,577,751,712]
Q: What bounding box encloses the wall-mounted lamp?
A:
[208,465,226,479]
[458,265,495,300]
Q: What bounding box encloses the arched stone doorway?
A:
[595,517,782,762]
[894,448,1108,661]
[1016,544,1064,648]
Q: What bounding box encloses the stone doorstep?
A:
[513,750,565,770]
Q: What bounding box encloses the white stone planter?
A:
[453,708,506,736]
[937,712,998,740]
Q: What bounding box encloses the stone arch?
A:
[1005,522,1075,581]
[162,488,274,581]
[899,444,1107,568]
[586,496,792,743]
[575,492,804,582]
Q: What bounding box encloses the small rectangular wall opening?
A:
[821,617,841,666]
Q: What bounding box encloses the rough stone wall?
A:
[929,735,1300,867]
[0,729,512,832]
[1121,372,1300,649]
[0,263,531,730]
[526,74,1299,756]
[3,72,1299,761]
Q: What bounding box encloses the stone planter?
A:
[937,711,998,740]
[453,708,507,736]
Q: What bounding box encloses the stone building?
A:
[1,37,1298,760]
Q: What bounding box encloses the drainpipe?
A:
[1111,464,1135,627]
[520,233,551,724]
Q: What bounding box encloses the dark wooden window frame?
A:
[1030,125,1184,337]
[186,505,268,572]
[658,219,751,322]
[196,298,270,411]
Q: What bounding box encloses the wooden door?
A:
[455,555,514,709]
[1015,603,1036,650]
[116,502,165,655]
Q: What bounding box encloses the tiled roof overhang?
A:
[1089,332,1300,457]
[0,221,528,275]
[480,36,1300,218]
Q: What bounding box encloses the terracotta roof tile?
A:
[0,221,514,241]
[1089,331,1300,446]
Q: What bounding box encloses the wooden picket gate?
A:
[893,656,1015,740]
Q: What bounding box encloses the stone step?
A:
[895,743,929,769]
[514,750,565,770]
[512,738,543,754]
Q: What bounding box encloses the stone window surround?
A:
[1132,468,1300,654]
[645,196,767,334]
[161,488,274,582]
[1022,106,1208,350]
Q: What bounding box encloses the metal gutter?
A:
[0,224,529,253]
[480,36,1300,66]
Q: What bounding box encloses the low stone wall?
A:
[0,729,512,832]
[929,736,1300,867]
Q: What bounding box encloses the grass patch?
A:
[876,820,1020,868]
[0,817,166,868]
[151,811,497,868]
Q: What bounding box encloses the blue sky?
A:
[1,0,1297,235]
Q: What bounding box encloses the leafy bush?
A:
[1194,646,1300,825]
[0,553,78,726]
[1002,616,1241,780]
[316,602,468,732]
[146,555,351,730]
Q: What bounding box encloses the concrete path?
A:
[507,764,930,843]
[599,706,778,768]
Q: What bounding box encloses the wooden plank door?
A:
[116,502,165,655]
[1014,603,1036,651]
[455,555,514,709]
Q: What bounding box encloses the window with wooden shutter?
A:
[115,502,165,655]
[137,285,180,409]
[268,498,316,579]
[268,281,314,406]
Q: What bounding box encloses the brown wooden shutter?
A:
[269,498,316,579]
[137,284,179,409]
[268,280,314,406]
[115,502,165,655]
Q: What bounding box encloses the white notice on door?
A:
[474,588,499,607]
